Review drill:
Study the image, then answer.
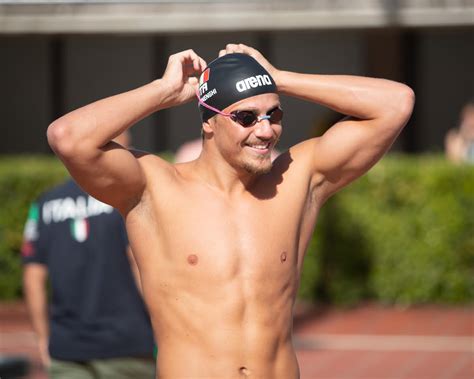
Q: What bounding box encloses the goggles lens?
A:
[230,107,284,127]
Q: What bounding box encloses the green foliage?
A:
[299,155,474,305]
[0,154,472,305]
[0,156,68,299]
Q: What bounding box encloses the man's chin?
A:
[242,159,273,175]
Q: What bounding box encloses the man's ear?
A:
[202,119,214,135]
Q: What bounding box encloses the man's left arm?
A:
[278,71,415,198]
[219,44,414,199]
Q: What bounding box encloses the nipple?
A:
[239,366,250,376]
[187,254,199,266]
[280,251,287,263]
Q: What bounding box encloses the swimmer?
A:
[47,44,414,378]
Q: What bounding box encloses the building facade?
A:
[1,0,473,154]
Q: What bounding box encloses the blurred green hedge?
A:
[0,154,473,305]
[300,155,474,305]
[0,156,68,299]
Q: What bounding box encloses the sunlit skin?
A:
[203,94,282,176]
[47,44,414,378]
[127,94,302,377]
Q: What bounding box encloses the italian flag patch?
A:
[199,68,210,86]
[70,218,89,242]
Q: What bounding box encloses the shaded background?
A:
[0,0,473,155]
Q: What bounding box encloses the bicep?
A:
[312,117,404,196]
[60,142,147,213]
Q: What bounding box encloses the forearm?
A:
[23,270,49,342]
[276,71,414,123]
[47,79,175,154]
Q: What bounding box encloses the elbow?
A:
[47,120,81,159]
[385,83,415,129]
[47,120,70,156]
[397,84,415,123]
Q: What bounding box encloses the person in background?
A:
[445,99,474,163]
[21,131,155,378]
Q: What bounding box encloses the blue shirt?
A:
[22,179,154,361]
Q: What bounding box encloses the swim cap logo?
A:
[235,75,272,93]
[199,68,210,96]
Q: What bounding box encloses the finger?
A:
[191,55,202,72]
[237,43,264,60]
[183,63,197,77]
[197,57,207,73]
[188,77,198,87]
[218,49,226,57]
[237,43,254,51]
[184,49,205,72]
[226,43,241,54]
[176,49,203,72]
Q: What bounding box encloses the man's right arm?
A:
[47,50,206,213]
[23,264,50,367]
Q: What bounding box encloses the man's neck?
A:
[192,148,258,195]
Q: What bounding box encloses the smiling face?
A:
[205,93,282,175]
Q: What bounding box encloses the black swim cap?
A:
[197,53,277,122]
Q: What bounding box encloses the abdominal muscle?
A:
[147,274,300,379]
[137,240,302,379]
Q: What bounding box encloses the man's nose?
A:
[254,119,274,138]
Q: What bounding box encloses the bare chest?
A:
[159,195,300,280]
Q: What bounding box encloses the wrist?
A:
[274,70,291,94]
[151,79,180,109]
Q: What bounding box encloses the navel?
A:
[239,366,250,376]
[280,251,287,263]
[187,254,199,266]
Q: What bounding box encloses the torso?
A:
[125,149,322,378]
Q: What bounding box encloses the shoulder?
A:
[272,138,322,180]
[262,138,325,199]
[132,150,178,186]
[124,150,181,213]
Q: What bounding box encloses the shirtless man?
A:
[47,44,414,378]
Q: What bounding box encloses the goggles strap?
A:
[195,89,231,117]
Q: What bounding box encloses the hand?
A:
[218,43,281,87]
[38,338,51,368]
[161,49,207,106]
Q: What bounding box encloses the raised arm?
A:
[47,50,206,213]
[278,72,414,197]
[219,44,414,199]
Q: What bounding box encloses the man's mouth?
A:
[245,141,271,152]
